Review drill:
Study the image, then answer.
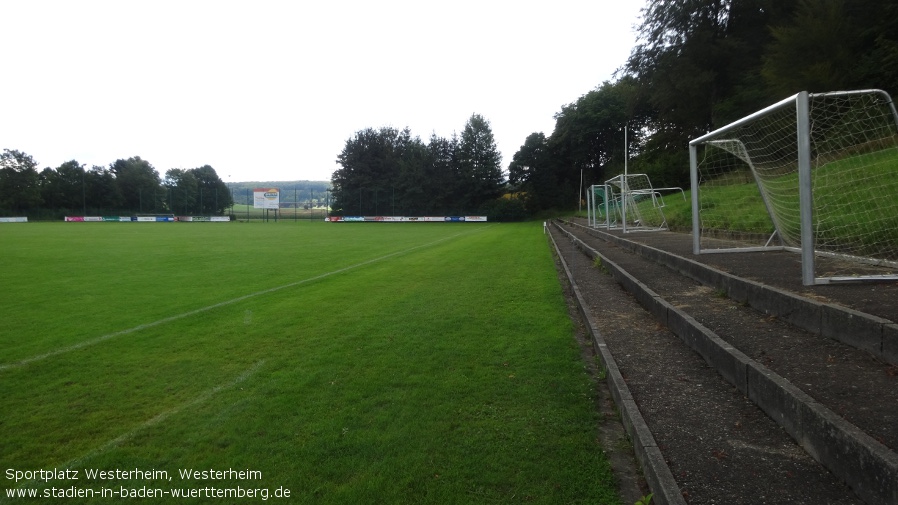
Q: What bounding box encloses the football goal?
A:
[585,175,685,232]
[689,89,898,285]
[585,184,611,229]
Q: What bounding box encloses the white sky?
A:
[1,0,644,183]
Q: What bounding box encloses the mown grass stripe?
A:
[1,222,621,504]
[0,228,488,372]
[0,360,265,500]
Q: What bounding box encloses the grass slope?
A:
[0,222,620,504]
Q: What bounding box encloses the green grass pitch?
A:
[0,221,621,504]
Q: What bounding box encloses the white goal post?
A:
[585,176,685,232]
[689,89,898,285]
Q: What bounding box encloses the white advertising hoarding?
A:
[253,188,280,209]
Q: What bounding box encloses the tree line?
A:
[7,2,893,220]
[508,0,898,214]
[0,150,233,218]
[330,113,524,219]
[333,1,898,219]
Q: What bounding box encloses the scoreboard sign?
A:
[253,188,280,209]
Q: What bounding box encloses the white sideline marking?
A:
[0,360,264,499]
[0,229,487,371]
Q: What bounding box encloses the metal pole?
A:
[578,169,583,213]
[622,124,628,234]
[81,166,86,216]
[690,144,701,254]
[796,91,815,285]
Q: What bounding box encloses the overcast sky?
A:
[1,0,645,183]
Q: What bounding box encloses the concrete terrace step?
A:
[549,219,898,505]
[565,219,898,366]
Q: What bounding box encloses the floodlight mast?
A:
[622,124,628,234]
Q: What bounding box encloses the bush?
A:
[478,197,529,222]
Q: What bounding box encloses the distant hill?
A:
[229,181,331,206]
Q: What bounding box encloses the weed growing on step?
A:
[593,255,610,275]
[634,493,653,505]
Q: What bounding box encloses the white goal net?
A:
[690,89,898,285]
[586,175,684,232]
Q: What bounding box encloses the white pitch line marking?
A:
[0,228,490,371]
[0,360,264,500]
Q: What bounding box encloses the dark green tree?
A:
[549,81,634,183]
[762,0,859,95]
[110,156,162,213]
[536,79,647,208]
[456,113,504,212]
[84,165,122,214]
[421,133,460,214]
[508,132,555,211]
[614,0,797,188]
[332,116,504,217]
[40,160,86,212]
[763,0,898,97]
[627,0,793,131]
[39,167,63,211]
[192,165,232,214]
[853,0,898,96]
[0,149,42,213]
[163,169,198,215]
[333,127,422,215]
[391,133,430,215]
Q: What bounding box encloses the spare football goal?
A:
[689,89,898,285]
[585,175,685,232]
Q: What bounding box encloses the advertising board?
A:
[253,188,280,209]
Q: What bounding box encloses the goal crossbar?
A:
[689,89,898,285]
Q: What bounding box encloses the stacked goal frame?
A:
[586,175,685,232]
[689,89,898,285]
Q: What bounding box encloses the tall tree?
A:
[616,0,796,188]
[626,0,791,130]
[391,133,430,216]
[549,81,635,183]
[192,165,232,214]
[456,113,504,212]
[509,132,557,211]
[419,133,459,214]
[110,156,162,213]
[853,0,898,96]
[0,149,42,212]
[164,169,198,215]
[762,0,859,95]
[332,115,504,217]
[40,160,86,212]
[763,0,898,97]
[333,126,422,215]
[84,165,122,214]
